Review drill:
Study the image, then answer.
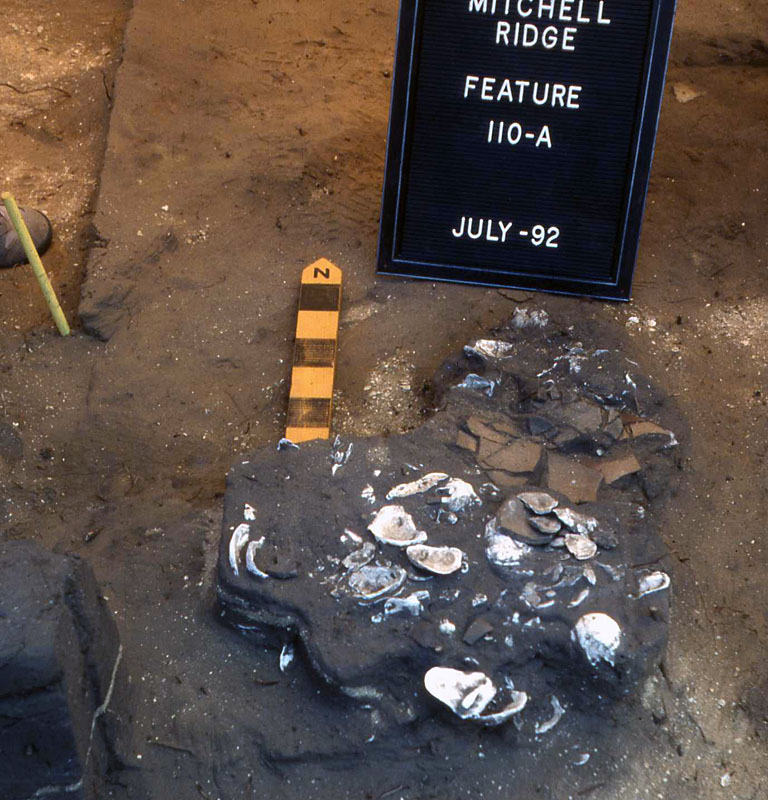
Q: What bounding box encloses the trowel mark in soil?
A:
[216,310,680,756]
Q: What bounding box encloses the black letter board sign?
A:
[377,0,677,300]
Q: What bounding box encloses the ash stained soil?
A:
[0,0,766,799]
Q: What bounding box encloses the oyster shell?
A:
[368,505,427,547]
[423,667,528,725]
[636,570,670,598]
[423,667,495,719]
[406,544,465,575]
[348,564,406,601]
[573,612,621,666]
[518,491,559,515]
[229,523,251,576]
[565,533,597,560]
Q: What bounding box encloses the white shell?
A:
[342,542,376,570]
[279,642,294,672]
[386,472,448,500]
[424,667,495,719]
[383,590,429,617]
[568,588,590,607]
[348,564,406,601]
[573,613,622,666]
[565,534,597,560]
[534,695,565,735]
[470,339,515,359]
[484,520,531,566]
[476,690,528,725]
[522,582,555,610]
[406,544,465,575]
[368,505,427,547]
[245,538,269,579]
[438,479,481,512]
[518,491,559,515]
[511,307,549,328]
[636,570,670,598]
[361,484,376,504]
[229,523,251,575]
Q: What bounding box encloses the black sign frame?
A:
[377,0,677,300]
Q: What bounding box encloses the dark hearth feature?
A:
[217,313,679,738]
[0,541,123,800]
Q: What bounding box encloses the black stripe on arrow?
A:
[294,338,337,367]
[299,284,341,312]
[286,397,332,428]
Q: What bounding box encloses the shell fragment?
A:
[554,507,599,535]
[386,472,448,500]
[437,479,481,512]
[342,542,376,571]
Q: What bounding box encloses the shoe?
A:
[0,206,53,268]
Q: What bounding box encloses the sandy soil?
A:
[0,0,766,798]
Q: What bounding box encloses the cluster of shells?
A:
[343,473,478,605]
[227,471,671,726]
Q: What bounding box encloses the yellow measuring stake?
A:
[2,192,70,336]
[285,259,342,444]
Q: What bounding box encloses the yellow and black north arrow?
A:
[284,258,342,444]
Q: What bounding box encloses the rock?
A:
[621,420,677,447]
[455,430,478,452]
[0,541,124,800]
[496,497,554,545]
[217,315,677,733]
[487,470,528,489]
[527,416,553,436]
[597,453,642,484]
[480,441,542,474]
[463,616,495,645]
[547,454,604,503]
[528,515,562,535]
[466,416,508,443]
